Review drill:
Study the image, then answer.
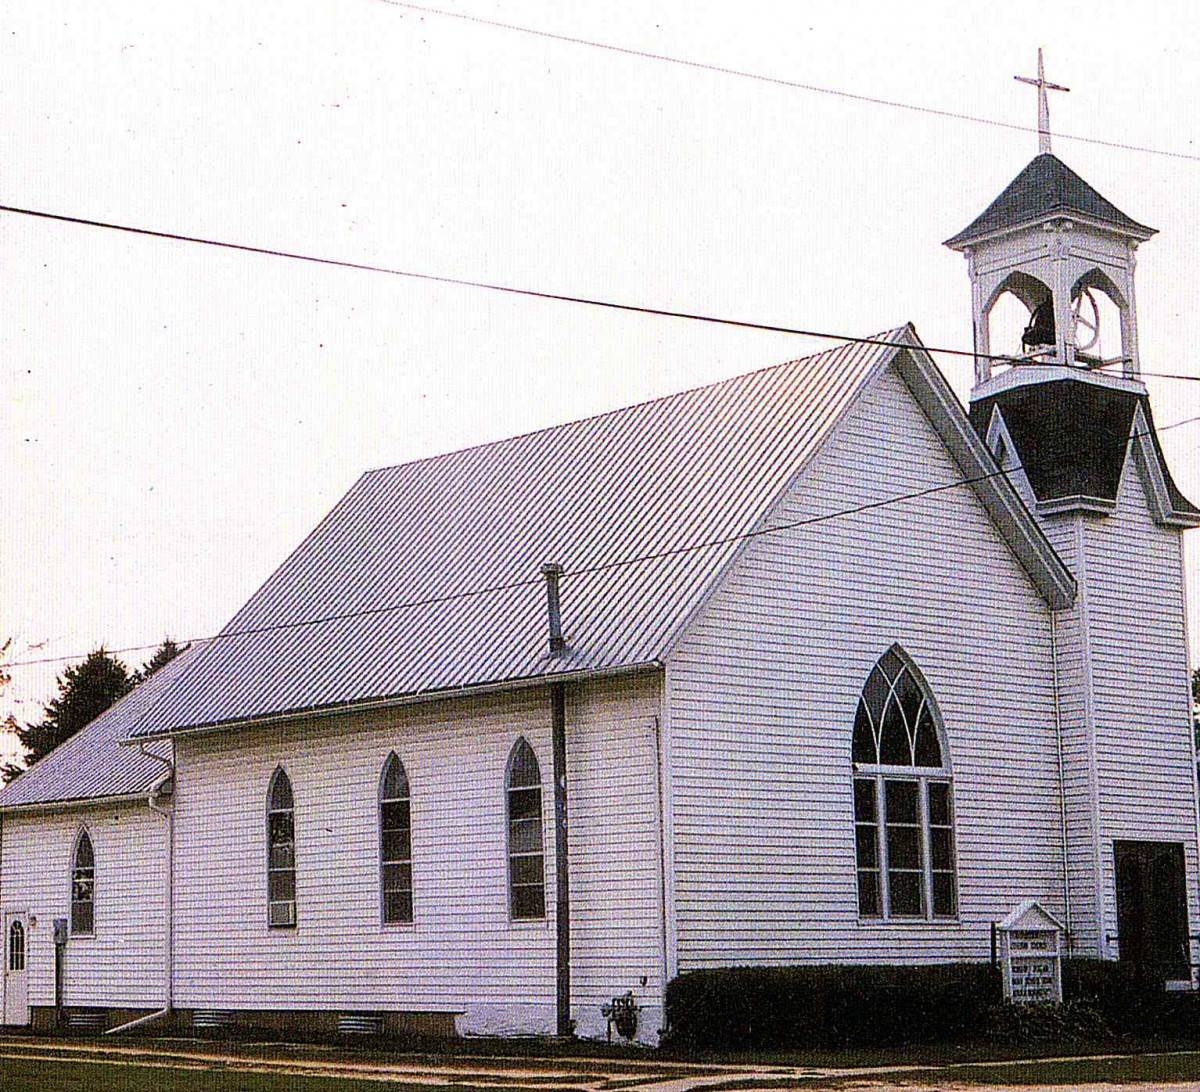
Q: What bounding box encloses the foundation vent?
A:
[66,1008,108,1032]
[192,1009,237,1030]
[338,1012,385,1035]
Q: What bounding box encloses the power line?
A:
[2,200,1198,382]
[5,416,1199,673]
[372,0,1200,164]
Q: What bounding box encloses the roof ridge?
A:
[359,326,910,479]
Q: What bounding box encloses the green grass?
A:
[701,1050,1200,1088]
[0,1057,496,1092]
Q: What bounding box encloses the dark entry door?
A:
[1114,840,1190,980]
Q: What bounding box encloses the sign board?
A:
[998,900,1063,1005]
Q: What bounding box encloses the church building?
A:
[2,129,1198,1043]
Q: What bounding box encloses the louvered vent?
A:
[338,1012,385,1036]
[192,1009,237,1030]
[66,1008,107,1031]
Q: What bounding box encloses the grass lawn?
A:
[0,1056,485,1092]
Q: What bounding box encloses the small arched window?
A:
[380,753,413,925]
[852,646,957,921]
[506,738,545,920]
[267,767,297,928]
[8,919,25,972]
[71,829,95,936]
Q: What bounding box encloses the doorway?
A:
[2,912,30,1026]
[1114,840,1191,981]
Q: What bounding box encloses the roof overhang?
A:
[0,791,153,815]
[122,660,664,743]
[946,211,1156,252]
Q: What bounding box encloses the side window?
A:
[506,738,545,920]
[267,767,297,928]
[380,753,413,925]
[71,829,95,936]
[852,645,958,921]
[8,920,25,972]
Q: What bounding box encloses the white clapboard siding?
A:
[0,804,167,1009]
[1037,520,1102,953]
[172,673,664,1041]
[1084,457,1199,957]
[667,363,1066,970]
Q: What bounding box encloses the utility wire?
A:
[5,416,1199,673]
[1,200,1197,381]
[372,0,1200,164]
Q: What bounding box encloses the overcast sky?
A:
[3,1,1200,763]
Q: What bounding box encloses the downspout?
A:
[107,741,174,1035]
[541,563,572,1037]
[1049,609,1073,943]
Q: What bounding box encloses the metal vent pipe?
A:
[541,562,565,654]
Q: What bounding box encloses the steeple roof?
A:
[945,153,1155,248]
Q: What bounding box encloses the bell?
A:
[1022,297,1056,349]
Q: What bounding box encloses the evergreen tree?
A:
[1,648,133,783]
[136,637,186,683]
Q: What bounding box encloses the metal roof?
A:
[127,331,908,739]
[0,647,200,809]
[945,153,1155,248]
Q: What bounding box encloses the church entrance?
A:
[2,912,29,1026]
[1114,840,1191,982]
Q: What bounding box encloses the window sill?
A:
[857,916,962,926]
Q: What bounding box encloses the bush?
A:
[983,999,1110,1044]
[663,963,1001,1049]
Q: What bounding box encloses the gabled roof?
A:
[0,647,199,810]
[945,153,1155,248]
[125,326,1072,741]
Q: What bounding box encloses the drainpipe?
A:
[541,563,571,1036]
[107,741,174,1035]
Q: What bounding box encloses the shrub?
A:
[663,963,1001,1049]
[983,999,1110,1044]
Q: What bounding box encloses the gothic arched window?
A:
[71,828,95,935]
[380,753,413,925]
[852,646,957,920]
[506,738,545,920]
[267,767,297,928]
[8,919,25,972]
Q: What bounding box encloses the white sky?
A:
[4,1,1200,763]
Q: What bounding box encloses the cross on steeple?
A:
[1014,48,1069,155]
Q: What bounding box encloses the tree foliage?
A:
[1193,667,1200,749]
[0,638,185,784]
[136,637,185,683]
[1,648,133,783]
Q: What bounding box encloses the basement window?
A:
[506,737,546,920]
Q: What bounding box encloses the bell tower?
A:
[945,54,1200,970]
[947,50,1151,388]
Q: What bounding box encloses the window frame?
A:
[70,827,95,937]
[505,737,546,922]
[379,752,414,927]
[8,919,25,972]
[266,766,297,930]
[851,647,959,924]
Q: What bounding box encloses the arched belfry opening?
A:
[947,154,1153,388]
[948,53,1200,529]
